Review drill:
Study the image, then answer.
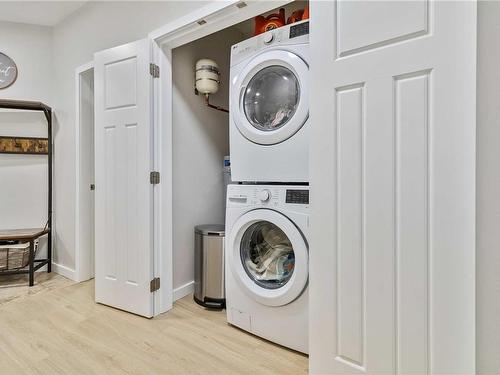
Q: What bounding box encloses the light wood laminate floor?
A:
[0,276,308,374]
[0,273,73,307]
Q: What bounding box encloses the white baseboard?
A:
[51,262,77,281]
[173,280,194,301]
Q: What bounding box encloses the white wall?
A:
[171,27,243,290]
[477,2,500,373]
[0,22,52,103]
[0,21,53,259]
[50,1,205,271]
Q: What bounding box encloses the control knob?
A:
[263,32,274,44]
[258,189,271,202]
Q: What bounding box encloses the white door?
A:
[227,209,308,306]
[94,39,154,317]
[231,50,309,145]
[310,2,476,374]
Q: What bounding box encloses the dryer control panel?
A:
[289,21,309,39]
[230,20,309,67]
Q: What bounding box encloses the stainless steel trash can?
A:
[194,224,225,309]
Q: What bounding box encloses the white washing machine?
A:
[225,184,309,353]
[229,21,309,183]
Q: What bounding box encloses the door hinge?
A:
[150,63,160,78]
[150,277,160,292]
[150,171,160,184]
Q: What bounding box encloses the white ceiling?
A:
[0,1,87,27]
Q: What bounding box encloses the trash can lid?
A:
[195,224,225,236]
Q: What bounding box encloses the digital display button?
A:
[289,21,309,39]
[286,189,309,204]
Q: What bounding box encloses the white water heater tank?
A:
[195,59,220,95]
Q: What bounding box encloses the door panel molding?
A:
[310,1,476,373]
[94,38,154,318]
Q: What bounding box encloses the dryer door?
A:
[231,50,309,145]
[228,209,308,307]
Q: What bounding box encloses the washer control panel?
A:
[227,185,309,210]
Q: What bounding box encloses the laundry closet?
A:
[169,0,308,302]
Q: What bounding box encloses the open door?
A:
[309,2,476,374]
[94,39,155,317]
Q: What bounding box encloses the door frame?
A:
[149,0,294,314]
[74,60,95,282]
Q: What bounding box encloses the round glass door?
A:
[240,220,295,289]
[228,209,308,307]
[243,66,300,132]
[231,50,309,145]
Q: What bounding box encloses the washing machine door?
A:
[232,50,309,145]
[228,209,308,307]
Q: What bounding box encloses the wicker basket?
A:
[0,241,38,271]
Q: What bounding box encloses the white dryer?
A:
[225,184,309,353]
[230,21,309,183]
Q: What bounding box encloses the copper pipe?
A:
[204,95,229,113]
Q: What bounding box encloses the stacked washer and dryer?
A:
[225,20,310,354]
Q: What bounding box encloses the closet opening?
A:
[168,0,308,301]
[75,63,95,282]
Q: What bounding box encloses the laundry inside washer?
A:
[240,220,295,288]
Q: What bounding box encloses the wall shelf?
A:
[0,99,52,286]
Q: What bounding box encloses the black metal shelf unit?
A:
[0,99,52,285]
